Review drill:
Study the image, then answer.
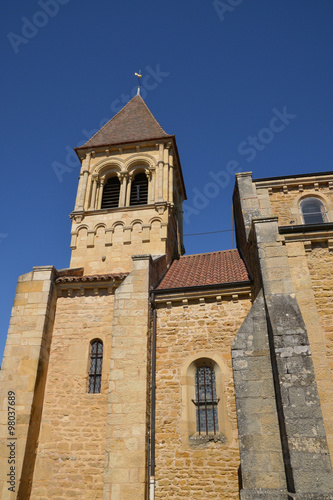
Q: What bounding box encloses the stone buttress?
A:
[232,172,333,499]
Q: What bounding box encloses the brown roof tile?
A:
[81,95,171,148]
[156,250,250,290]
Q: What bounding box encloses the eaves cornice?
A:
[279,223,333,250]
[254,172,333,190]
[153,281,252,306]
[56,272,128,297]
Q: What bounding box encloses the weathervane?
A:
[135,70,142,95]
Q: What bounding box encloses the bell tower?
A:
[70,95,186,275]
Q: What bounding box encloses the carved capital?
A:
[155,202,168,215]
[117,172,127,181]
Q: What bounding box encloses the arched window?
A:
[300,197,328,224]
[88,339,103,393]
[193,364,219,435]
[130,173,148,206]
[101,176,120,209]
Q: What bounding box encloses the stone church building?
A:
[1,95,333,499]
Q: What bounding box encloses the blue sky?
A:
[1,0,333,362]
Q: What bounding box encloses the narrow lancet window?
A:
[194,365,219,435]
[88,339,103,393]
[300,197,328,224]
[130,173,148,205]
[101,176,120,209]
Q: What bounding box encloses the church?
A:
[1,94,333,499]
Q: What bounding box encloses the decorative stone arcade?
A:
[69,95,186,276]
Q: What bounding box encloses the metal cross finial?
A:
[135,70,142,95]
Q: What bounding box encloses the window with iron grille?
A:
[193,365,219,435]
[300,197,328,224]
[88,339,103,393]
[130,173,148,206]
[101,176,120,209]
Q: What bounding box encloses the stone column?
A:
[168,149,174,203]
[157,143,164,202]
[119,173,127,207]
[89,176,98,210]
[163,146,169,201]
[97,179,105,209]
[75,152,91,211]
[74,158,85,211]
[155,164,159,204]
[147,170,152,204]
[126,174,133,206]
[149,168,155,203]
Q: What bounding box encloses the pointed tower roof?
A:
[81,95,172,149]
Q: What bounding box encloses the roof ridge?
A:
[179,249,237,258]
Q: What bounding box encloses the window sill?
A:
[189,432,226,445]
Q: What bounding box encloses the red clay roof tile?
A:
[156,249,250,290]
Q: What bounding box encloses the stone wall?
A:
[283,240,333,460]
[261,185,333,226]
[307,244,333,371]
[305,244,333,453]
[70,205,176,275]
[0,266,57,500]
[232,291,287,495]
[30,289,114,499]
[251,217,333,496]
[235,172,333,496]
[103,255,152,500]
[154,296,252,499]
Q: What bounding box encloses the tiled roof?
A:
[56,273,128,284]
[156,250,250,290]
[81,95,171,148]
